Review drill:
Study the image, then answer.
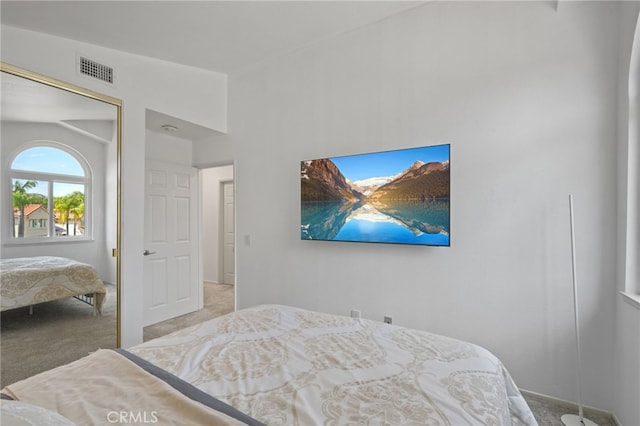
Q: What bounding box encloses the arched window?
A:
[8,142,92,241]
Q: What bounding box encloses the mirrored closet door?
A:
[0,62,121,386]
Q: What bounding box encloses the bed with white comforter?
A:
[0,256,105,314]
[2,304,537,425]
[131,304,536,425]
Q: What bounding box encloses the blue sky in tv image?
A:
[300,144,450,246]
[331,144,449,181]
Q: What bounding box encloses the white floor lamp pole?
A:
[561,195,597,426]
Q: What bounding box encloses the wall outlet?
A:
[350,309,361,319]
[383,316,392,324]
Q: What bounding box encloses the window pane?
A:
[12,179,49,238]
[53,182,85,236]
[12,147,84,176]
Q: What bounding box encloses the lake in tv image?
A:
[300,144,450,246]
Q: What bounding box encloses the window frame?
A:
[621,9,640,308]
[5,141,93,244]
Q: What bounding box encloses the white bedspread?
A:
[0,256,105,313]
[131,304,537,425]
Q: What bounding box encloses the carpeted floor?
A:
[522,392,615,426]
[0,283,234,388]
[143,282,234,341]
[0,283,118,388]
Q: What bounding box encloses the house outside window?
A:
[8,143,91,242]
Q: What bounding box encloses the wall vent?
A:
[79,56,114,84]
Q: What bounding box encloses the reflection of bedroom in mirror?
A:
[0,63,121,387]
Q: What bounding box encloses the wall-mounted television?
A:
[301,144,450,246]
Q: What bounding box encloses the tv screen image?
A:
[301,144,450,246]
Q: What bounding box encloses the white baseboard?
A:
[520,389,619,426]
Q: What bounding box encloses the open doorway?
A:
[200,164,236,309]
[142,163,234,341]
[201,165,234,287]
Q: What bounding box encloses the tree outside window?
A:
[12,179,38,238]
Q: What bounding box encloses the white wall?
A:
[0,122,114,281]
[193,1,636,419]
[201,165,234,283]
[1,25,227,347]
[145,129,193,165]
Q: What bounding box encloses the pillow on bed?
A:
[1,399,74,426]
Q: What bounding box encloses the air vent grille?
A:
[79,57,113,84]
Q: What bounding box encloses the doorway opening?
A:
[201,164,234,287]
[142,163,234,341]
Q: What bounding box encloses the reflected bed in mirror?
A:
[0,62,122,387]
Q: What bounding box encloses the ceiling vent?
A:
[79,56,114,85]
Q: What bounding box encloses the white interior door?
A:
[144,160,200,326]
[222,181,235,285]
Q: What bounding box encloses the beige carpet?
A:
[522,392,615,426]
[143,283,234,341]
[0,284,117,388]
[1,283,235,388]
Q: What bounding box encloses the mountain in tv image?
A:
[301,158,450,204]
[300,158,364,203]
[300,145,450,246]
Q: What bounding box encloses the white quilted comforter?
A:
[0,256,105,313]
[131,304,537,425]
